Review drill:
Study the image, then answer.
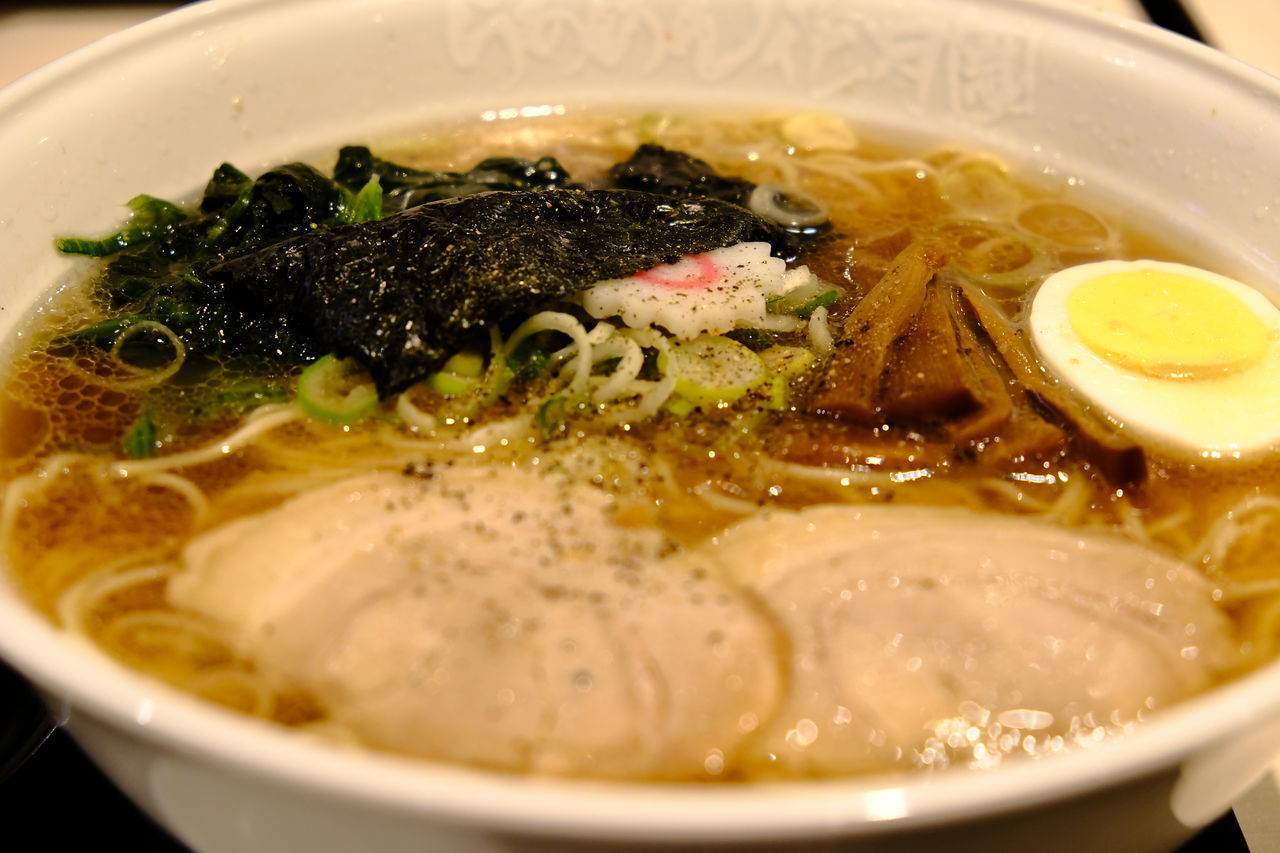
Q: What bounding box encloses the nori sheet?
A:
[204,188,790,395]
[608,144,755,207]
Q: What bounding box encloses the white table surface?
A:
[0,0,1277,850]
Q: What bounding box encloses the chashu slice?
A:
[697,504,1240,777]
[170,465,779,780]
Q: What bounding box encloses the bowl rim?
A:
[2,0,1280,843]
[11,600,1280,842]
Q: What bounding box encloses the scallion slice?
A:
[297,354,379,425]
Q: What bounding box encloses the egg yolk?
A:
[1066,269,1268,380]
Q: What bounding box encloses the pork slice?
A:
[699,504,1239,776]
[170,465,779,779]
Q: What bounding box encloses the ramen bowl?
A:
[1,0,1280,851]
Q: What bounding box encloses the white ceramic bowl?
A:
[2,1,1280,851]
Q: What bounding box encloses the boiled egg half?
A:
[1029,259,1280,459]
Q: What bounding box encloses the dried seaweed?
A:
[204,188,790,395]
[58,144,802,396]
[608,144,756,206]
[333,145,572,212]
[607,144,828,258]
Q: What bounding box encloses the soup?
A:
[2,111,1276,782]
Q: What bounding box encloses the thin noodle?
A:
[97,610,232,660]
[135,471,210,525]
[108,403,303,477]
[441,415,536,453]
[757,457,901,489]
[57,563,169,632]
[1245,594,1280,662]
[1147,507,1193,537]
[1195,495,1280,573]
[186,668,274,717]
[0,452,87,549]
[1112,498,1150,542]
[395,392,438,432]
[758,314,805,332]
[611,328,677,420]
[507,311,594,398]
[212,466,394,510]
[1044,474,1091,525]
[692,481,762,515]
[1216,578,1280,604]
[591,335,644,403]
[978,478,1050,512]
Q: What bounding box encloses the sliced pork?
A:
[170,465,780,779]
[702,504,1238,775]
[170,465,1237,780]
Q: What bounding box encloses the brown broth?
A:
[2,111,1275,752]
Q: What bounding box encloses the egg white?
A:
[1028,259,1280,460]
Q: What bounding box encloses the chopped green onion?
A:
[121,408,158,459]
[208,380,288,417]
[769,281,840,316]
[661,394,696,418]
[477,326,513,408]
[336,177,384,224]
[661,335,765,410]
[939,220,1053,289]
[536,396,569,436]
[507,337,550,382]
[205,185,254,242]
[756,345,818,411]
[52,317,137,348]
[56,195,187,257]
[748,184,828,230]
[297,354,379,425]
[429,372,474,396]
[636,113,665,144]
[758,375,788,411]
[759,345,818,379]
[428,350,485,396]
[793,289,839,317]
